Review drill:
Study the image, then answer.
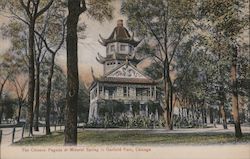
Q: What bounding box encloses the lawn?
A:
[13,130,250,146]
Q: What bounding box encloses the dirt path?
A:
[0,126,65,146]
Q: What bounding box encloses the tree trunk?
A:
[26,21,36,136]
[164,78,170,130]
[219,84,227,129]
[201,108,205,126]
[17,100,22,123]
[64,0,81,145]
[220,101,228,129]
[209,107,213,124]
[163,61,173,130]
[0,99,3,124]
[34,63,40,131]
[191,104,195,124]
[0,81,7,124]
[0,92,2,124]
[169,82,173,130]
[231,45,242,138]
[46,53,56,135]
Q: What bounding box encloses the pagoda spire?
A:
[98,19,141,47]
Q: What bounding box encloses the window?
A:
[108,87,116,99]
[99,86,103,94]
[120,45,126,51]
[123,87,127,97]
[140,104,146,111]
[110,45,115,52]
[128,87,130,97]
[129,45,133,52]
[106,46,109,53]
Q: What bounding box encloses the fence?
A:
[0,123,68,148]
[0,129,2,159]
[0,124,25,145]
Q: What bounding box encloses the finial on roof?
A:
[117,19,123,27]
[125,56,128,67]
[98,19,141,47]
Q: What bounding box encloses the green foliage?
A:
[172,0,249,122]
[98,100,129,117]
[131,101,140,115]
[86,0,114,22]
[1,93,17,120]
[200,0,248,38]
[78,82,90,122]
[147,100,162,114]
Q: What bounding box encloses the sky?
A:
[0,0,127,86]
[1,0,249,86]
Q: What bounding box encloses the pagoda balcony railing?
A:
[98,94,155,101]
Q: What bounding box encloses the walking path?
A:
[0,126,65,146]
[1,124,250,159]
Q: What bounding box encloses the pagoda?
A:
[88,20,159,122]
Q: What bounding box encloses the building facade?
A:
[88,20,159,122]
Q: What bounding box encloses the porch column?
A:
[146,104,148,116]
[127,86,129,97]
[150,86,152,99]
[139,104,142,115]
[102,86,105,97]
[97,82,100,98]
[155,108,159,120]
[154,86,156,100]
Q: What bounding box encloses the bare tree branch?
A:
[19,0,32,19]
[36,0,54,18]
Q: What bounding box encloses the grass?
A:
[13,130,250,146]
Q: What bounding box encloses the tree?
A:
[1,0,54,135]
[77,82,90,123]
[0,17,29,123]
[0,54,16,123]
[7,53,28,123]
[64,0,113,145]
[122,0,196,130]
[33,26,47,131]
[33,1,67,134]
[10,76,28,123]
[200,0,249,138]
[49,65,67,125]
[39,63,67,128]
[1,93,16,122]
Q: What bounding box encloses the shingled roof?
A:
[89,62,158,90]
[98,20,141,47]
[96,53,140,64]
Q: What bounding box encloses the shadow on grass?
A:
[14,132,64,146]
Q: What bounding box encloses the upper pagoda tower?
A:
[97,19,141,74]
